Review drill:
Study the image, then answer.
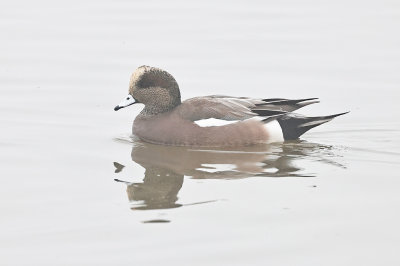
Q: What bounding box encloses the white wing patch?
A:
[194,118,238,127]
[194,118,284,143]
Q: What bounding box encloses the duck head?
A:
[114,66,181,115]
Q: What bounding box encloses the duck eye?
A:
[126,97,130,100]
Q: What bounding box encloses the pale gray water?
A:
[1,0,400,265]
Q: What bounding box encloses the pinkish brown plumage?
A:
[133,111,270,146]
[115,66,348,147]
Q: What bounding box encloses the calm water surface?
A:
[1,0,400,265]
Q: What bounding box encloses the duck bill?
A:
[114,95,136,111]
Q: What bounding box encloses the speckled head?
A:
[114,66,181,114]
[131,66,182,113]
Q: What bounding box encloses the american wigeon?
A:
[115,66,348,146]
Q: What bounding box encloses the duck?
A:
[114,65,347,147]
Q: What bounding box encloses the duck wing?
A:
[177,95,319,121]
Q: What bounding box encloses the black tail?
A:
[277,112,349,140]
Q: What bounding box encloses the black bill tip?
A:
[114,105,122,111]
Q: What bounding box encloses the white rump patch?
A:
[264,120,284,143]
[194,118,238,127]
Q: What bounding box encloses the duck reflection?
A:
[115,139,345,210]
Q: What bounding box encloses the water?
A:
[1,0,400,265]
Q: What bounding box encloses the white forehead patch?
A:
[129,66,149,89]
